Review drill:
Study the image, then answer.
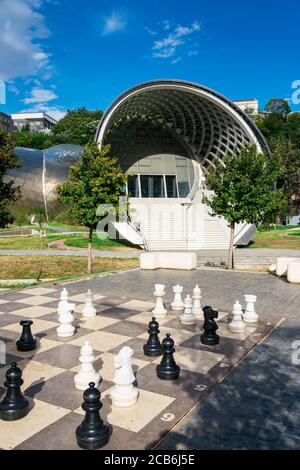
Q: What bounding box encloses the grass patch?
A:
[0,234,75,250]
[250,225,300,249]
[0,255,139,281]
[64,235,138,251]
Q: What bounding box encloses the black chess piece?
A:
[76,382,111,450]
[0,362,30,421]
[156,333,180,380]
[201,306,220,346]
[16,320,36,352]
[143,317,162,357]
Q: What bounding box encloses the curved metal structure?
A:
[10,144,83,211]
[96,79,269,175]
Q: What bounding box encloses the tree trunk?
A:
[87,226,93,275]
[227,222,235,270]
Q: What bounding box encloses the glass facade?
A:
[127,154,195,198]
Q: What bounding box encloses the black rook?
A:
[16,320,36,352]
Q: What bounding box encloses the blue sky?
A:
[0,0,299,120]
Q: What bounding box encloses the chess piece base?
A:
[171,304,184,311]
[152,309,167,318]
[228,323,246,333]
[74,372,101,391]
[243,314,258,323]
[0,399,30,421]
[76,422,111,450]
[180,317,196,326]
[16,338,36,352]
[110,385,138,407]
[82,308,97,318]
[56,326,75,337]
[143,344,162,356]
[201,333,220,346]
[156,364,180,380]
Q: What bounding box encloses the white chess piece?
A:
[171,284,184,311]
[152,284,167,318]
[74,341,100,390]
[243,295,258,323]
[228,301,246,333]
[82,289,96,318]
[110,346,138,407]
[180,295,196,325]
[57,303,76,337]
[58,288,69,315]
[192,285,202,318]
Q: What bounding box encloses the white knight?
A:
[110,346,138,407]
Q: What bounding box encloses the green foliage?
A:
[265,98,291,116]
[34,207,48,228]
[0,130,22,228]
[12,130,52,150]
[258,112,300,148]
[203,145,284,226]
[273,139,300,215]
[51,108,103,145]
[57,142,127,229]
[14,207,31,226]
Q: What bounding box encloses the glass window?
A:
[165,175,178,198]
[127,175,139,197]
[140,175,165,198]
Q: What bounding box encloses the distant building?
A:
[233,99,259,115]
[11,112,57,132]
[0,111,13,132]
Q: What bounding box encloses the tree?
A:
[272,139,300,219]
[51,108,103,145]
[203,145,284,270]
[57,142,127,274]
[12,130,51,150]
[34,207,48,229]
[265,98,291,117]
[0,130,22,228]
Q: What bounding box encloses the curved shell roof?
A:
[96,80,269,174]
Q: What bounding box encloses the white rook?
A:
[243,295,258,323]
[171,284,184,311]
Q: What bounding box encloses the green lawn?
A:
[0,255,139,282]
[250,225,300,249]
[0,234,75,250]
[64,235,138,251]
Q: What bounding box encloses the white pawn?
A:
[152,283,167,318]
[228,301,246,333]
[74,341,100,390]
[180,295,196,325]
[171,284,184,311]
[110,346,138,407]
[243,295,258,323]
[58,288,69,315]
[82,289,96,318]
[192,285,202,318]
[57,303,76,337]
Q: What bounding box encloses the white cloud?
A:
[145,26,157,36]
[171,57,182,65]
[0,0,51,80]
[101,12,127,35]
[23,87,58,104]
[149,20,201,63]
[21,103,66,121]
[153,48,176,59]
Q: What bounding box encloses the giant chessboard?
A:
[0,285,280,450]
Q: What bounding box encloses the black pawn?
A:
[156,333,180,380]
[76,382,111,450]
[0,362,30,421]
[201,306,220,346]
[16,320,36,352]
[143,317,162,357]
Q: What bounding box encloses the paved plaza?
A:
[0,267,299,449]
